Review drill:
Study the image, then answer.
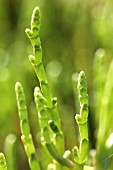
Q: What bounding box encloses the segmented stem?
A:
[73,71,89,169]
[15,82,40,170]
[25,6,52,107]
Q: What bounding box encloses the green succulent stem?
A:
[25,6,52,107]
[25,6,66,168]
[4,134,17,170]
[73,71,89,169]
[21,135,40,170]
[98,60,113,148]
[15,82,40,170]
[96,60,113,169]
[93,49,106,126]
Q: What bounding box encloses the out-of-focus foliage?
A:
[1,0,113,169]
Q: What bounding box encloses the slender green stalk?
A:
[72,71,89,169]
[25,6,52,108]
[15,82,40,170]
[98,60,113,148]
[4,134,17,170]
[93,49,106,125]
[96,60,113,169]
[0,153,7,170]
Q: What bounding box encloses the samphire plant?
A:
[0,6,91,170]
[1,5,113,170]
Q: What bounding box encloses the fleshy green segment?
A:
[21,135,40,170]
[15,82,40,170]
[73,71,89,168]
[0,153,7,170]
[25,6,52,107]
[15,82,30,138]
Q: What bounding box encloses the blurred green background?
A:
[0,0,113,169]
